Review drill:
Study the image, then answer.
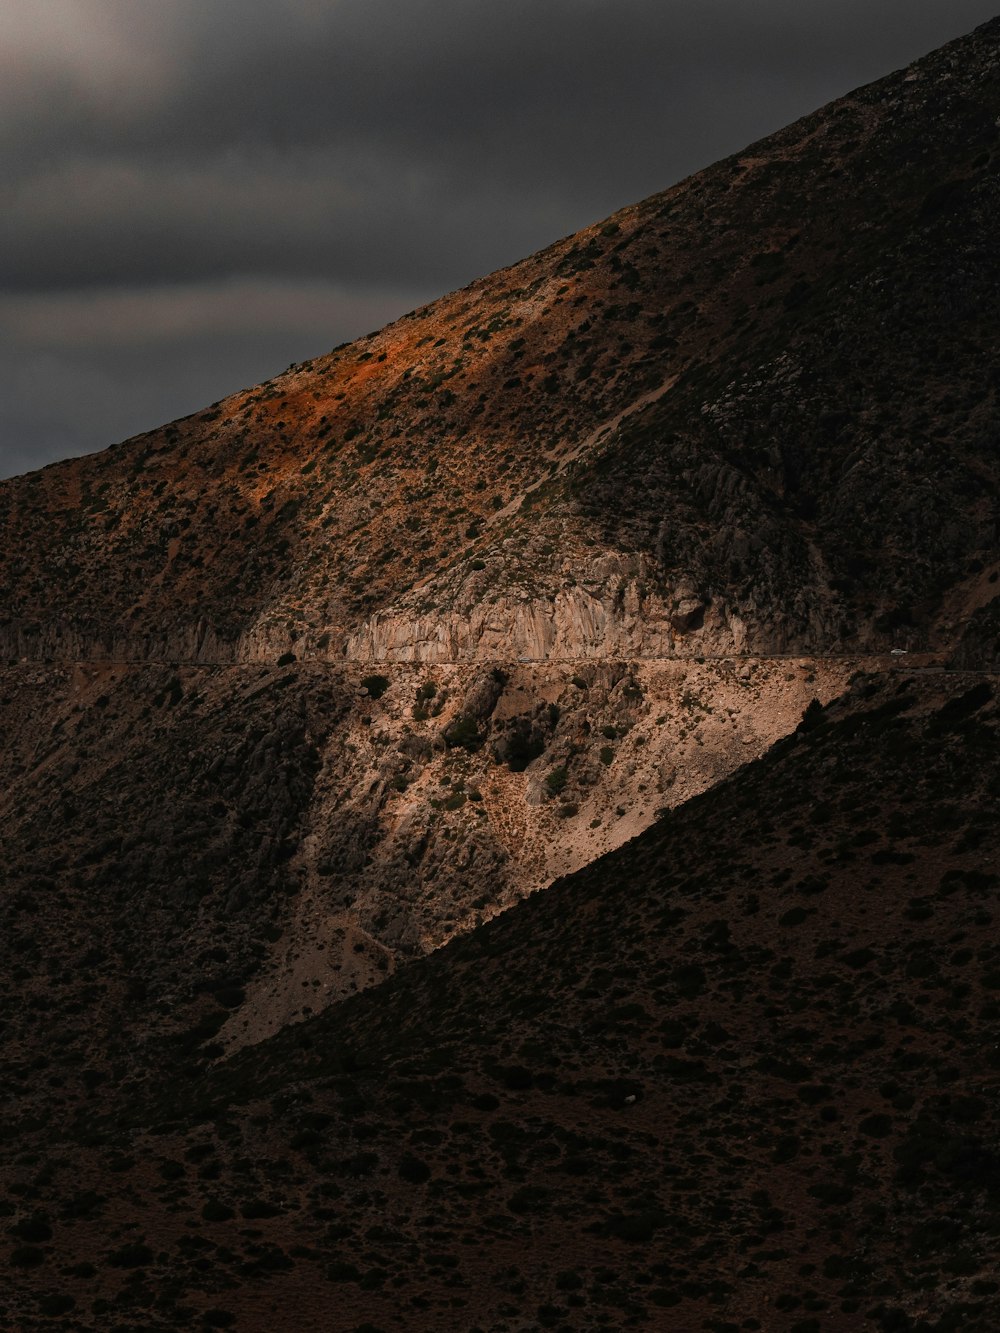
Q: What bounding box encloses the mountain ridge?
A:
[2,17,1000,668]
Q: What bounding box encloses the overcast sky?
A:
[2,0,997,478]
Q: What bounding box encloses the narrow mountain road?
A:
[7,654,996,674]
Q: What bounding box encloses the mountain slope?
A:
[3,672,998,1331]
[1,18,1000,664]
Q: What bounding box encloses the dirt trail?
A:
[486,374,680,529]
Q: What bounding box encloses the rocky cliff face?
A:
[343,565,750,662]
[0,569,744,663]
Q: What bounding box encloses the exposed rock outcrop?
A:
[344,581,747,661]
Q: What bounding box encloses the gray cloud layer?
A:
[3,0,997,476]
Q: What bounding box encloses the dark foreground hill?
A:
[3,671,999,1331]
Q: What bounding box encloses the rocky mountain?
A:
[2,16,1000,1330]
[0,21,998,1047]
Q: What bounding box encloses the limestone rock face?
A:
[343,559,751,662]
[459,668,505,721]
[670,597,707,634]
[344,583,684,662]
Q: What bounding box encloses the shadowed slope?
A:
[3,672,999,1330]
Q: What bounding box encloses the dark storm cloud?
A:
[2,0,997,475]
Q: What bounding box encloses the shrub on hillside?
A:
[361,674,389,700]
